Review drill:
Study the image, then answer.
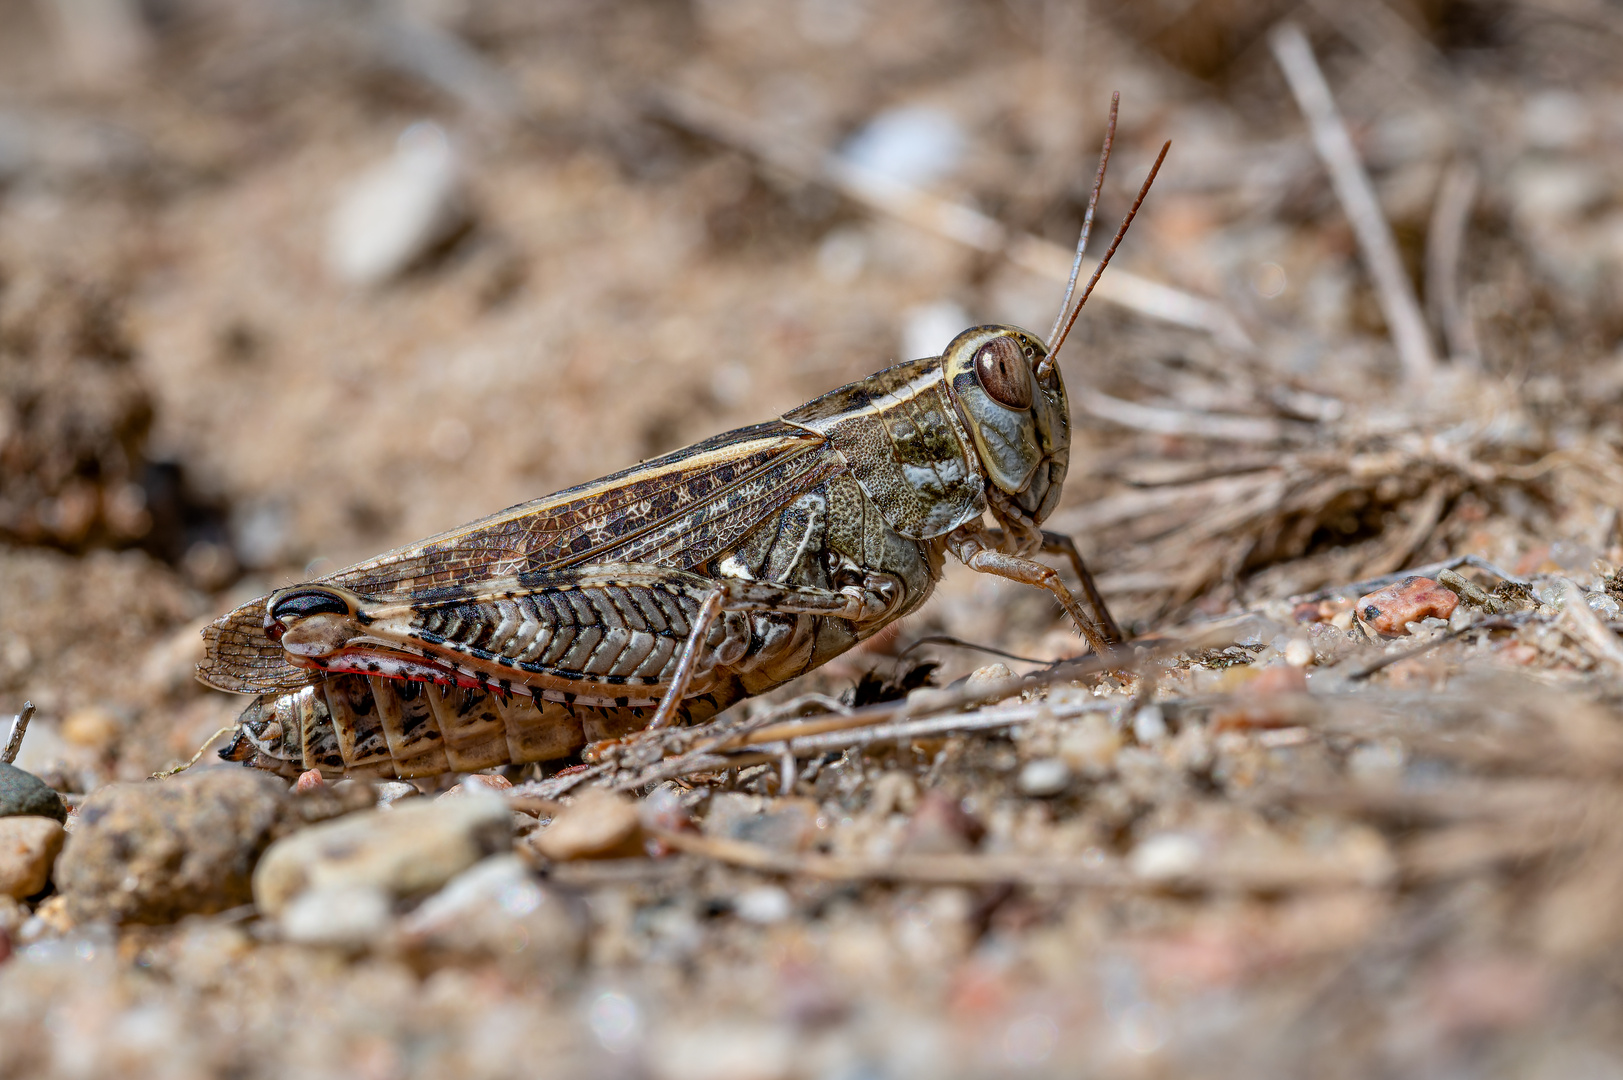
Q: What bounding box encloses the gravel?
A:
[0,817,65,898]
[0,764,66,822]
[253,789,510,916]
[54,769,293,924]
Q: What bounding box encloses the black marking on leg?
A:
[271,589,350,621]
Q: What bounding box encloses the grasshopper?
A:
[199,99,1168,780]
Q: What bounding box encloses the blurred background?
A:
[2,0,1622,1073]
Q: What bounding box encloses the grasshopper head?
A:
[942,324,1069,526]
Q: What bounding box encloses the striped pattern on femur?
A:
[408,576,722,684]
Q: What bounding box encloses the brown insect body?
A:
[211,335,1084,779]
[205,106,1168,781]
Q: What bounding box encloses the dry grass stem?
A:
[1270,22,1440,383]
[656,87,1254,349]
[1426,161,1483,365]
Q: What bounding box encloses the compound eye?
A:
[973,337,1033,410]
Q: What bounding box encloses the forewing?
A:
[199,421,837,692]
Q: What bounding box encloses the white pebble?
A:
[279,884,393,949]
[374,781,420,807]
[1016,758,1071,798]
[1058,713,1121,776]
[1132,705,1168,743]
[1522,90,1593,151]
[327,121,466,286]
[839,104,964,188]
[964,662,1016,695]
[1130,833,1201,881]
[1283,638,1314,668]
[398,853,581,966]
[733,885,792,924]
[1587,592,1621,620]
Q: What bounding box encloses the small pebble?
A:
[839,104,965,187]
[1284,638,1315,667]
[253,790,511,916]
[0,764,66,822]
[963,662,1017,696]
[400,854,582,967]
[1017,758,1072,797]
[1587,592,1621,620]
[0,816,66,899]
[438,773,512,799]
[326,121,466,286]
[1131,833,1202,880]
[1355,577,1460,635]
[293,769,325,794]
[639,784,696,834]
[528,788,643,862]
[19,896,73,942]
[279,883,393,950]
[1132,705,1169,743]
[0,895,24,936]
[375,781,421,807]
[56,769,290,924]
[703,793,820,852]
[1058,714,1121,777]
[733,885,792,925]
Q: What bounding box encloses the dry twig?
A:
[646,827,1387,892]
[1072,387,1302,443]
[1426,161,1482,365]
[1270,23,1439,383]
[654,87,1254,349]
[2,701,34,766]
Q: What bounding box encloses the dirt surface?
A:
[3,0,1623,1076]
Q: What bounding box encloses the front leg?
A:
[948,525,1122,660]
[1040,530,1123,645]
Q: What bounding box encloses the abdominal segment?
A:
[221,672,733,780]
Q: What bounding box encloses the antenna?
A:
[1040,136,1172,376]
[1047,92,1119,350]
